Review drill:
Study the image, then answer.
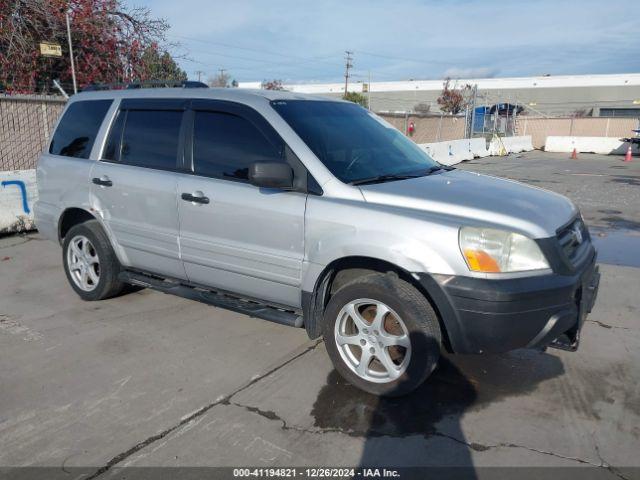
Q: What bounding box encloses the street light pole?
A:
[65,11,77,94]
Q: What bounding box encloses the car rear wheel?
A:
[62,220,125,301]
[323,273,441,397]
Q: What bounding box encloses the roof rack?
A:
[82,80,208,92]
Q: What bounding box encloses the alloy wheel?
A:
[334,298,411,383]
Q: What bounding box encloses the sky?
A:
[130,0,640,84]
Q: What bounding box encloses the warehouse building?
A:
[242,73,640,117]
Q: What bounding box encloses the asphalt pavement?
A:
[1,151,639,479]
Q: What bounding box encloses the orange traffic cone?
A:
[571,148,578,159]
[624,145,633,162]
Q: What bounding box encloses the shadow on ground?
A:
[312,346,565,472]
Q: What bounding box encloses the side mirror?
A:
[248,162,293,189]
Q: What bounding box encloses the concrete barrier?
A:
[449,139,474,163]
[1,169,37,234]
[545,136,640,155]
[420,138,489,165]
[469,137,490,157]
[419,142,448,164]
[488,135,534,156]
[502,135,534,153]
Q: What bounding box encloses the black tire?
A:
[323,272,441,397]
[62,220,125,301]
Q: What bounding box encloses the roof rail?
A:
[82,80,208,92]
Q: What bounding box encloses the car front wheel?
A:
[323,273,441,397]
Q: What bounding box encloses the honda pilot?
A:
[35,87,600,396]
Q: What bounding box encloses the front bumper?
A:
[416,249,600,354]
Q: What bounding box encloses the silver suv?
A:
[35,87,600,396]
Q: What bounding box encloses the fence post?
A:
[569,117,574,136]
[437,113,443,142]
[464,106,469,139]
[41,101,50,143]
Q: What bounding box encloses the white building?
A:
[240,73,640,117]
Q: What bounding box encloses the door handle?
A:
[92,176,113,187]
[181,192,210,204]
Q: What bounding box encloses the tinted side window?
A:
[193,111,283,181]
[49,100,112,158]
[120,110,182,170]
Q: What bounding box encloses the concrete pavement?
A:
[1,152,639,478]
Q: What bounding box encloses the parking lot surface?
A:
[1,151,639,477]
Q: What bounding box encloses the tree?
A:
[343,91,368,108]
[436,78,472,114]
[261,79,284,90]
[0,0,178,93]
[138,45,187,83]
[208,71,231,88]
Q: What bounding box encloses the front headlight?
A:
[459,227,550,273]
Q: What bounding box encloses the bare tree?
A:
[437,78,473,114]
[208,71,231,88]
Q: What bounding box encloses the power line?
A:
[180,48,342,76]
[357,50,453,67]
[167,34,341,67]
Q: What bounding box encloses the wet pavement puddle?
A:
[590,228,640,268]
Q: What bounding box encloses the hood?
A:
[358,170,577,238]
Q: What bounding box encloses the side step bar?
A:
[118,270,304,328]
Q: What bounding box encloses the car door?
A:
[91,98,187,280]
[176,100,306,308]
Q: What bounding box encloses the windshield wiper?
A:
[350,166,443,186]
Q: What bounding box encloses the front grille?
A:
[557,218,590,265]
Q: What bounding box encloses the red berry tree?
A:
[0,0,184,93]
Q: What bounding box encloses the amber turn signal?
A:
[463,249,501,273]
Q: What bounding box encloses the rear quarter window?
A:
[49,100,112,159]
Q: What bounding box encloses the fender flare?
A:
[301,256,463,353]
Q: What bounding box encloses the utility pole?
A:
[367,70,371,110]
[343,51,353,96]
[218,68,227,87]
[195,70,204,82]
[65,11,77,94]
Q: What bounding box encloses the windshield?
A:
[270,100,440,184]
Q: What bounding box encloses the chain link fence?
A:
[377,110,640,149]
[0,95,67,171]
[376,112,466,143]
[517,116,640,149]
